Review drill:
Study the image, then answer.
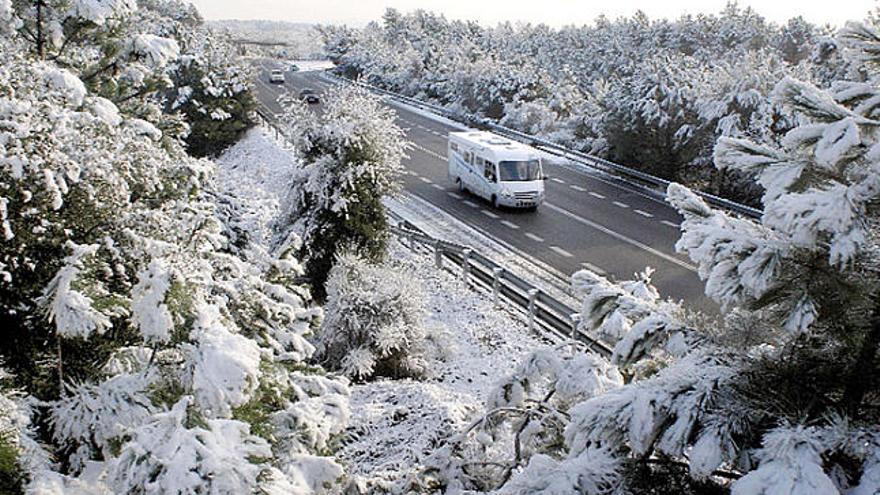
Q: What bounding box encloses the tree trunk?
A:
[35,0,45,59]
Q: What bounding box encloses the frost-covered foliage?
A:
[0,4,350,493]
[322,6,844,205]
[425,343,623,492]
[277,83,407,300]
[9,0,256,157]
[434,19,880,494]
[316,252,432,381]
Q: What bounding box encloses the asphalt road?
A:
[253,61,714,310]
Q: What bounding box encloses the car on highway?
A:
[269,69,285,84]
[290,64,300,72]
[448,131,546,210]
[299,88,320,104]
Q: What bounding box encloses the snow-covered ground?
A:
[216,127,554,487]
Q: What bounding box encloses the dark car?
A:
[299,88,320,104]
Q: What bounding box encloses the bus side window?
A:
[484,161,496,182]
[450,142,458,153]
[464,151,473,165]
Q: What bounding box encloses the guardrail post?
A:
[434,240,443,269]
[527,289,539,331]
[492,267,504,307]
[570,313,581,339]
[461,249,472,286]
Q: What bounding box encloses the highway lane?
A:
[253,61,714,310]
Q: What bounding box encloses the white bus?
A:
[447,131,546,210]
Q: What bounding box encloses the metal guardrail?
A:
[251,85,613,357]
[322,71,763,219]
[388,211,613,357]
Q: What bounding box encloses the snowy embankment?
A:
[216,127,552,487]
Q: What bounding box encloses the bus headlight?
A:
[501,188,514,198]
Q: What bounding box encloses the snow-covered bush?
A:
[316,251,432,381]
[425,343,623,492]
[277,83,407,300]
[434,19,880,494]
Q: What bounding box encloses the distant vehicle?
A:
[448,131,546,210]
[290,64,300,72]
[269,69,285,84]
[299,88,320,104]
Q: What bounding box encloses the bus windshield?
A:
[498,160,541,181]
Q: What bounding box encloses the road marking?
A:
[589,192,606,199]
[500,220,519,229]
[543,202,697,272]
[552,178,566,184]
[581,262,607,275]
[410,142,446,161]
[525,232,545,242]
[419,176,432,184]
[481,210,500,219]
[570,185,587,192]
[463,200,480,208]
[447,192,463,200]
[612,201,630,209]
[635,209,654,218]
[661,220,681,228]
[550,246,574,258]
[431,184,444,190]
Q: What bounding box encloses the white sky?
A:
[190,0,877,28]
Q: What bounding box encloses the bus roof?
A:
[449,131,539,161]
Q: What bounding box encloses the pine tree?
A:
[277,84,407,300]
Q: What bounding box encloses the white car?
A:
[269,69,285,84]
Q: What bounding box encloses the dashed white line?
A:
[447,192,463,200]
[463,200,480,208]
[543,202,696,272]
[612,201,630,209]
[549,246,574,258]
[500,220,519,229]
[431,184,444,190]
[552,178,566,184]
[419,177,432,184]
[661,220,681,228]
[581,262,607,275]
[635,209,654,218]
[481,210,500,219]
[525,232,545,242]
[570,185,587,192]
[589,192,606,199]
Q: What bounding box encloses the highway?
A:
[253,61,713,310]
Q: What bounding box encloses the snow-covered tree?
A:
[277,83,407,300]
[433,18,880,494]
[316,251,432,381]
[0,3,350,492]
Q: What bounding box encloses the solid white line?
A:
[550,246,574,258]
[661,220,680,228]
[525,232,545,242]
[552,178,566,184]
[570,185,587,192]
[463,200,480,208]
[500,220,519,229]
[589,192,606,199]
[419,176,432,184]
[447,192,463,200]
[635,209,654,218]
[612,201,630,209]
[431,184,444,190]
[581,262,607,275]
[481,210,500,219]
[543,202,696,272]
